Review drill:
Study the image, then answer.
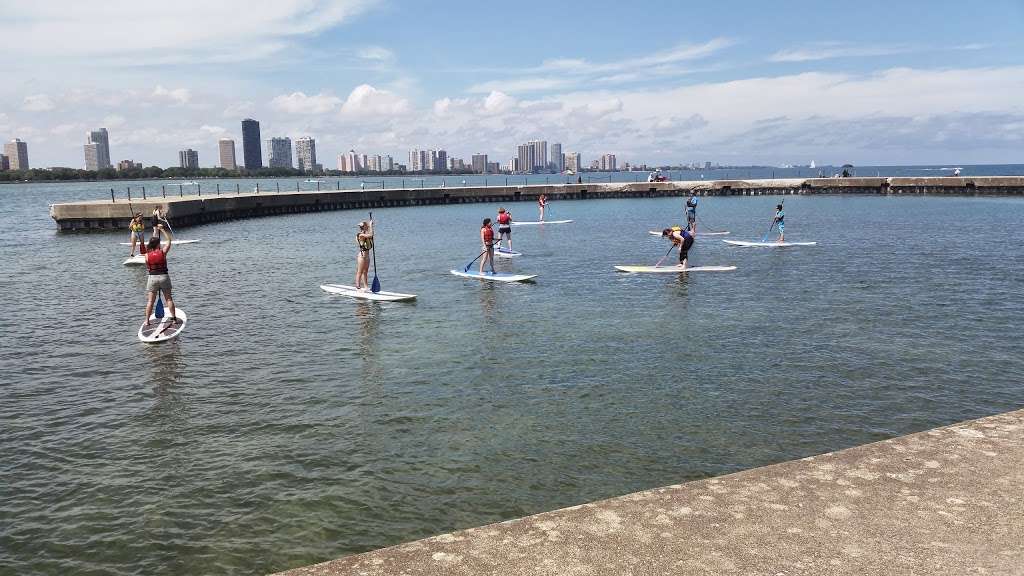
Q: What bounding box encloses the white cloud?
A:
[769,42,916,62]
[103,114,126,128]
[271,91,342,114]
[200,125,227,134]
[22,94,55,111]
[223,101,256,118]
[482,91,516,114]
[358,46,394,61]
[0,0,382,65]
[152,85,191,105]
[339,84,410,116]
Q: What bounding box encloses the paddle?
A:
[655,242,678,267]
[463,246,494,272]
[369,212,380,293]
[155,294,165,319]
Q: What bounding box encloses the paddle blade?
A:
[371,275,380,293]
[155,295,165,319]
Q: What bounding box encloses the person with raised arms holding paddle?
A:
[537,194,547,222]
[354,219,374,291]
[496,207,513,252]
[140,224,177,327]
[479,217,497,275]
[662,225,695,269]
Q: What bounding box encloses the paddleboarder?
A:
[480,218,497,275]
[140,224,177,326]
[496,207,513,252]
[662,226,695,269]
[538,194,547,222]
[772,203,785,242]
[355,220,374,291]
[685,193,698,233]
[127,213,145,256]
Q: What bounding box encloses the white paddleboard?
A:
[511,220,573,226]
[320,284,417,302]
[138,307,188,343]
[495,247,522,258]
[648,230,729,236]
[123,255,146,266]
[121,239,200,245]
[450,270,537,282]
[723,240,817,247]
[615,265,737,273]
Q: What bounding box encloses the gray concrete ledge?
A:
[49,176,1024,231]
[273,408,1024,576]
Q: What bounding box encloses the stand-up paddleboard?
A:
[320,284,416,302]
[450,270,537,282]
[615,265,737,273]
[138,308,188,343]
[495,247,522,258]
[511,220,573,226]
[123,255,146,266]
[121,239,200,245]
[648,230,729,236]
[723,240,817,247]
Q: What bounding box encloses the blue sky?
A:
[1,0,1022,168]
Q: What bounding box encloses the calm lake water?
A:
[2,178,1023,575]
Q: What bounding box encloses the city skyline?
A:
[1,1,1023,168]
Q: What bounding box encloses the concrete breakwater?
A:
[273,408,1024,575]
[49,176,1024,231]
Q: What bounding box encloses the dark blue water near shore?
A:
[1,180,1023,575]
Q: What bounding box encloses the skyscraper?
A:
[382,155,394,171]
[471,153,488,174]
[295,137,317,172]
[178,149,199,169]
[566,152,581,173]
[84,128,111,170]
[219,138,237,169]
[527,140,547,172]
[434,150,447,172]
[266,137,293,168]
[600,153,617,171]
[241,119,262,169]
[0,154,9,171]
[5,139,29,170]
[550,143,563,172]
[516,144,535,174]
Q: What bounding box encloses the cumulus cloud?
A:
[339,84,410,116]
[152,85,191,105]
[223,101,256,118]
[22,94,55,111]
[357,46,395,61]
[482,91,516,114]
[271,91,343,114]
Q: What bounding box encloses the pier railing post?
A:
[179,185,183,197]
[142,186,146,199]
[236,183,239,194]
[162,185,166,198]
[296,181,299,192]
[217,184,220,195]
[111,188,115,203]
[197,184,201,196]
[127,187,132,202]
[276,182,280,193]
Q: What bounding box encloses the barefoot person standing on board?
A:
[772,203,785,242]
[480,218,497,275]
[685,193,698,234]
[128,213,145,256]
[537,194,547,222]
[662,226,695,269]
[140,224,177,326]
[496,207,513,252]
[354,220,374,291]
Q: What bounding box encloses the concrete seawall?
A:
[273,408,1024,575]
[49,176,1024,231]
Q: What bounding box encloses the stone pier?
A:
[49,176,1024,231]
[272,408,1024,575]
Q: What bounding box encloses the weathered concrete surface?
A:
[50,176,1024,231]
[273,409,1024,576]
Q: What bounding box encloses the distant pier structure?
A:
[49,176,1024,231]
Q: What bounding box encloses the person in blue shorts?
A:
[773,204,785,242]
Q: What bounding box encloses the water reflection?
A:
[145,342,186,420]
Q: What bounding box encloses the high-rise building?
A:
[338,150,360,172]
[5,139,29,170]
[382,155,394,171]
[219,138,237,170]
[550,143,563,172]
[471,153,488,174]
[178,149,199,169]
[84,128,111,170]
[566,152,581,173]
[527,140,547,172]
[516,144,535,174]
[295,137,317,172]
[266,137,293,168]
[116,160,142,171]
[241,119,262,169]
[434,150,447,172]
[600,153,617,171]
[0,154,9,171]
[487,162,500,174]
[510,157,521,173]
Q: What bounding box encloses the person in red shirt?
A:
[139,224,177,326]
[496,207,513,252]
[479,218,497,274]
[537,194,547,221]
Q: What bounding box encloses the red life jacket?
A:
[482,226,494,244]
[498,213,511,225]
[143,246,168,275]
